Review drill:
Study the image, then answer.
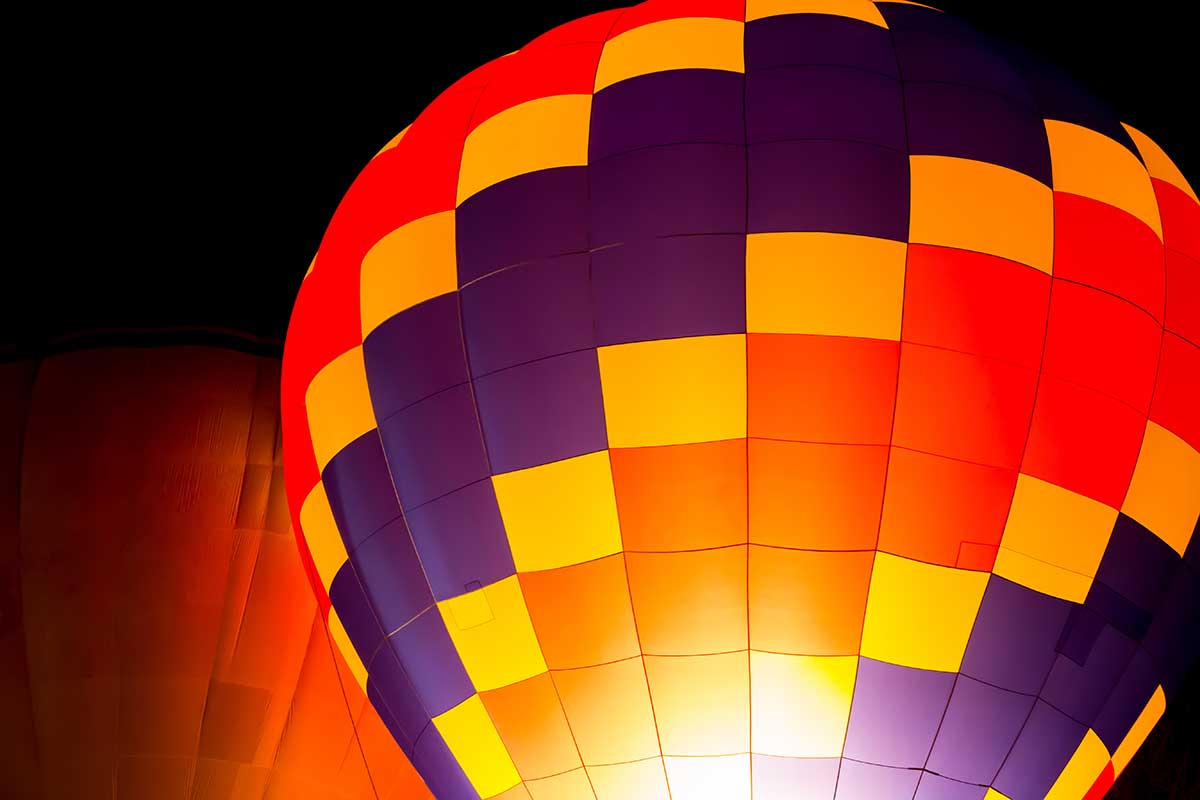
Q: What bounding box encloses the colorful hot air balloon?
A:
[282,2,1200,799]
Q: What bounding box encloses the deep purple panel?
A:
[589,68,744,161]
[460,252,595,377]
[993,700,1086,800]
[1055,605,1106,666]
[835,759,921,800]
[367,646,432,758]
[328,562,385,666]
[1184,518,1200,572]
[412,725,480,800]
[1042,624,1137,727]
[351,515,434,634]
[745,65,905,151]
[592,234,746,346]
[744,14,899,76]
[747,140,909,240]
[377,383,490,510]
[904,81,1051,185]
[387,607,475,718]
[843,657,955,768]
[404,479,515,601]
[473,349,607,474]
[456,166,589,285]
[1093,647,1161,753]
[1094,514,1180,619]
[363,293,469,419]
[875,2,981,38]
[961,576,1072,694]
[322,430,402,551]
[752,755,838,800]
[913,773,987,800]
[925,675,1035,786]
[1142,564,1200,698]
[1086,580,1153,642]
[589,143,746,246]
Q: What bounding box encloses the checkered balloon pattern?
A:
[281,2,1200,798]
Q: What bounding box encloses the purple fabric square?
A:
[744,14,898,76]
[745,66,905,152]
[367,646,432,758]
[386,607,474,717]
[961,576,1072,694]
[322,430,402,551]
[456,166,589,285]
[1055,604,1106,666]
[926,675,1035,786]
[592,234,746,346]
[1086,579,1153,641]
[752,755,838,800]
[377,383,490,510]
[412,725,479,800]
[747,140,909,241]
[589,142,746,247]
[404,479,514,601]
[351,515,434,633]
[1094,514,1180,618]
[1093,647,1161,752]
[460,253,595,377]
[914,773,987,800]
[1042,624,1137,727]
[328,562,385,666]
[886,20,1033,108]
[473,349,607,474]
[589,68,744,161]
[843,657,955,768]
[835,759,921,800]
[363,293,469,418]
[1184,517,1199,572]
[993,700,1086,800]
[1142,564,1200,698]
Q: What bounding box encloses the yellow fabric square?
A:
[553,657,661,764]
[745,0,887,26]
[1124,123,1197,203]
[1113,685,1165,776]
[305,347,377,470]
[1044,729,1111,800]
[598,334,746,448]
[750,651,857,758]
[746,232,906,339]
[588,758,670,800]
[995,474,1118,602]
[433,694,521,799]
[359,211,458,336]
[860,552,988,672]
[439,576,547,691]
[325,608,368,693]
[493,451,623,572]
[299,482,348,590]
[595,17,744,92]
[644,652,749,756]
[457,95,592,205]
[1122,422,1200,556]
[1047,120,1163,238]
[526,768,593,800]
[663,755,751,800]
[909,155,1054,274]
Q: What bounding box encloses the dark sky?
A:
[6,0,1195,356]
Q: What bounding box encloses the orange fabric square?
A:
[902,243,1050,368]
[748,333,899,444]
[1042,280,1162,413]
[611,438,747,552]
[626,546,747,655]
[644,652,750,756]
[1022,376,1147,508]
[748,439,887,550]
[1150,333,1200,451]
[520,554,640,669]
[480,673,582,780]
[878,447,1017,569]
[748,547,872,655]
[552,657,661,765]
[893,342,1038,469]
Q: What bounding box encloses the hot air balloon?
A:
[282,2,1200,799]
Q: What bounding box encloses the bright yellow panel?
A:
[553,657,661,764]
[663,754,751,800]
[457,94,591,204]
[305,347,377,470]
[909,155,1054,274]
[1113,685,1165,776]
[750,651,857,758]
[1044,729,1110,800]
[746,232,906,339]
[326,608,368,693]
[439,576,547,691]
[598,334,746,448]
[995,474,1118,602]
[595,17,744,92]
[433,694,522,799]
[359,211,458,336]
[1123,123,1198,203]
[525,768,594,800]
[644,652,749,756]
[588,758,670,800]
[860,552,988,672]
[494,451,623,572]
[1047,120,1163,238]
[1122,422,1200,556]
[984,790,1014,800]
[299,482,348,590]
[745,0,887,26]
